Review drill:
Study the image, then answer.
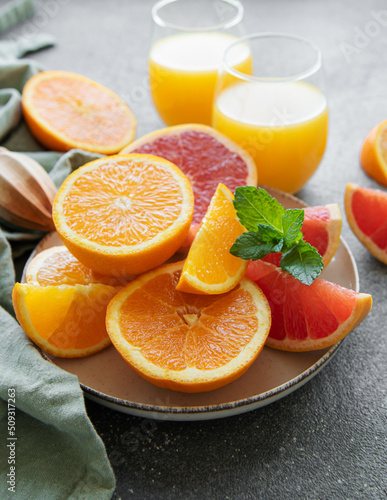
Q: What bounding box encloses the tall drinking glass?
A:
[212,33,328,193]
[149,0,248,126]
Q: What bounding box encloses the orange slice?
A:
[246,260,372,352]
[176,184,247,294]
[120,124,257,246]
[360,120,387,186]
[263,204,342,269]
[345,182,387,264]
[52,154,194,276]
[106,261,271,393]
[13,283,119,357]
[22,70,136,154]
[26,246,127,286]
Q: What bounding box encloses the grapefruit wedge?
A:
[263,204,341,269]
[121,124,257,244]
[345,182,387,264]
[360,120,387,186]
[246,260,372,352]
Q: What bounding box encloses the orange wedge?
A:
[106,261,271,393]
[22,70,136,154]
[360,120,387,186]
[13,283,119,357]
[52,154,194,276]
[176,183,247,294]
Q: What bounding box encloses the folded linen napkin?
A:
[0,2,116,498]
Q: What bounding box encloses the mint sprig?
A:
[230,187,323,285]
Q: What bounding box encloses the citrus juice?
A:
[212,81,328,193]
[149,32,252,126]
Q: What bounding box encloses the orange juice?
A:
[213,81,328,193]
[149,32,252,126]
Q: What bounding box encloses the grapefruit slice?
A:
[360,120,387,186]
[246,260,372,351]
[120,124,257,243]
[345,183,387,264]
[263,204,341,269]
[176,184,247,295]
[106,261,271,393]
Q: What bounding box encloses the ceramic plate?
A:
[24,188,359,421]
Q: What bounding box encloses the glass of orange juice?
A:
[149,0,249,126]
[212,33,328,193]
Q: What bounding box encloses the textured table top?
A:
[9,0,387,498]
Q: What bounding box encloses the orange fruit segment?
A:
[22,70,136,154]
[120,124,257,246]
[263,204,342,269]
[26,246,127,286]
[246,260,372,352]
[360,120,387,186]
[176,184,247,294]
[345,182,387,264]
[12,283,119,357]
[106,261,271,393]
[52,154,194,276]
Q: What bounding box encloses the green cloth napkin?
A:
[0,0,34,35]
[0,3,116,499]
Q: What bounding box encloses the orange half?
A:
[26,246,127,286]
[106,261,271,393]
[13,283,119,357]
[22,70,136,154]
[52,154,194,276]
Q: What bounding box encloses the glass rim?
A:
[151,0,244,32]
[223,32,323,83]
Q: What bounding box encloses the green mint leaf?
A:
[230,230,284,261]
[231,186,324,285]
[280,240,324,285]
[282,209,304,247]
[234,186,284,232]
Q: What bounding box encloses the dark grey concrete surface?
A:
[5,0,387,498]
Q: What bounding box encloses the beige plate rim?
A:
[23,186,359,421]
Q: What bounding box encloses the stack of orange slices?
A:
[13,152,195,359]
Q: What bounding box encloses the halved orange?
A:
[22,70,136,154]
[13,283,119,357]
[121,124,257,246]
[176,184,247,294]
[26,246,127,287]
[52,154,194,276]
[246,260,372,352]
[263,204,342,269]
[360,120,387,186]
[345,182,387,264]
[106,261,271,393]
